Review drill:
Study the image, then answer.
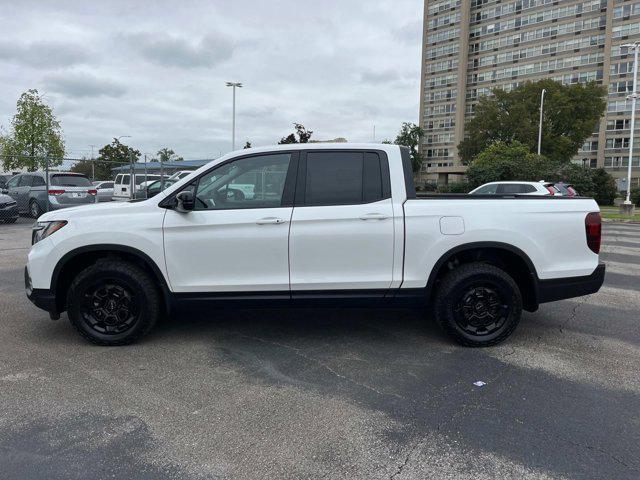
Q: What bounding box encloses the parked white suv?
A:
[25,144,604,347]
[112,174,163,201]
[470,181,559,196]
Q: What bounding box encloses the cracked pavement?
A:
[0,217,639,479]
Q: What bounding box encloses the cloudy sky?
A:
[0,0,423,160]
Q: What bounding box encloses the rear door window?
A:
[497,184,525,194]
[521,184,536,193]
[300,151,390,206]
[51,175,92,187]
[18,175,33,187]
[305,152,363,206]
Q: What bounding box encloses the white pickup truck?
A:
[25,144,605,347]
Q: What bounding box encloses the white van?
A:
[113,174,162,201]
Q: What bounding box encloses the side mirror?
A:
[175,190,195,213]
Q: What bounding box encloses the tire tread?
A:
[433,262,522,347]
[67,258,160,346]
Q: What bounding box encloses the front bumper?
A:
[537,263,606,304]
[25,267,59,318]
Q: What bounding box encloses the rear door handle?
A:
[359,213,390,221]
[256,217,287,225]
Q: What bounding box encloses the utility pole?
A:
[537,88,546,156]
[144,154,148,199]
[226,82,242,151]
[622,42,638,212]
[89,144,96,181]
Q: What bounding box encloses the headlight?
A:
[32,221,67,245]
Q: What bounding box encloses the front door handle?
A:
[256,217,287,225]
[359,213,390,221]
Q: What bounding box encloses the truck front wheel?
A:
[433,262,522,347]
[66,258,161,346]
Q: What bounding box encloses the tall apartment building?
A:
[418,0,640,186]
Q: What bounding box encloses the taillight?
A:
[585,212,601,254]
[546,186,555,195]
[48,189,65,195]
[88,189,97,195]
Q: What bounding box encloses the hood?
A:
[37,199,143,222]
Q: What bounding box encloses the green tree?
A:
[466,141,553,188]
[157,147,183,163]
[243,141,252,149]
[459,80,606,164]
[550,163,595,197]
[588,168,617,205]
[391,122,424,173]
[278,123,313,144]
[70,158,94,178]
[1,89,65,171]
[89,138,141,180]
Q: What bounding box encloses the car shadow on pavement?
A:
[150,306,640,480]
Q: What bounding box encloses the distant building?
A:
[419,0,640,184]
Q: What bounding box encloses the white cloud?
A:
[0,0,423,159]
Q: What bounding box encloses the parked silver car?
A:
[3,172,97,218]
[92,180,115,202]
[0,193,18,223]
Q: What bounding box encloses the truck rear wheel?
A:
[433,262,522,347]
[66,258,161,346]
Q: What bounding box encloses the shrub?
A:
[630,186,640,206]
[437,181,470,194]
[589,168,617,205]
[466,141,554,188]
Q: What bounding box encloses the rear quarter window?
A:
[31,176,46,187]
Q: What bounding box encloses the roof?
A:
[110,144,398,172]
[482,181,546,185]
[111,159,211,172]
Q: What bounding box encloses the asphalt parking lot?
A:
[0,216,639,480]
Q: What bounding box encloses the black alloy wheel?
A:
[82,282,140,335]
[433,262,522,347]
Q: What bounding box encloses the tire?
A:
[433,262,522,347]
[29,200,42,219]
[66,258,161,346]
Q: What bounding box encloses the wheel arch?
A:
[425,242,539,312]
[51,244,171,314]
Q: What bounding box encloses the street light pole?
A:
[89,144,96,181]
[226,82,242,151]
[623,43,639,206]
[538,88,546,156]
